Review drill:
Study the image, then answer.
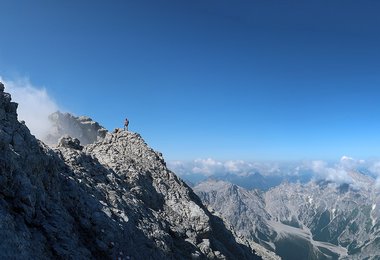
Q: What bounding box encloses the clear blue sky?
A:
[1,0,380,161]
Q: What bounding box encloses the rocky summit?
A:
[44,111,108,146]
[0,82,266,259]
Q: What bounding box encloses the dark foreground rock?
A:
[0,83,263,259]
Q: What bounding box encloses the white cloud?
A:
[340,155,365,169]
[225,160,252,173]
[168,158,251,177]
[369,162,380,176]
[192,158,225,176]
[0,76,59,140]
[169,159,291,178]
[376,179,380,189]
[368,162,380,189]
[310,160,353,185]
[169,156,372,186]
[169,156,379,188]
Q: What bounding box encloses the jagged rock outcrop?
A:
[195,178,380,260]
[44,111,107,146]
[57,135,83,150]
[0,82,262,259]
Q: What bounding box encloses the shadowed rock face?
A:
[0,82,262,259]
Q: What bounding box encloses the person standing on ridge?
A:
[124,118,129,131]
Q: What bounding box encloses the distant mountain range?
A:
[195,174,380,259]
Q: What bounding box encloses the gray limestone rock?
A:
[57,135,83,150]
[195,177,380,260]
[44,111,107,146]
[0,82,262,260]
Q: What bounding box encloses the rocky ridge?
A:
[0,82,265,259]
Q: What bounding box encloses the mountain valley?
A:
[195,176,380,259]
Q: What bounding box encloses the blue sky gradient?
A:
[1,1,380,160]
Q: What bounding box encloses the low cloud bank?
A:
[310,159,354,185]
[0,76,59,140]
[169,156,380,188]
[168,159,300,178]
[369,162,380,188]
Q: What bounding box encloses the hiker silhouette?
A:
[124,118,129,131]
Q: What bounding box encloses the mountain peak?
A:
[44,111,108,146]
[0,84,263,259]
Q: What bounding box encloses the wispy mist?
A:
[0,76,59,140]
